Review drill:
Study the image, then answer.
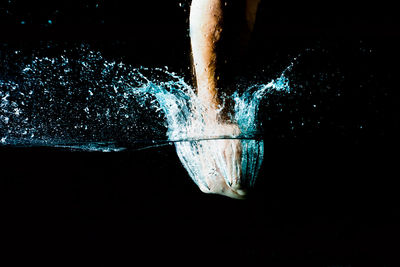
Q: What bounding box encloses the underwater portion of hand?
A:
[175,118,249,199]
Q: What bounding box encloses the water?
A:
[0,45,291,197]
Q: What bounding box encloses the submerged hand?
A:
[175,120,248,199]
[201,131,246,199]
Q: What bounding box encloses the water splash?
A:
[0,45,291,195]
[0,46,291,148]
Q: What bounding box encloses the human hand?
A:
[175,121,248,199]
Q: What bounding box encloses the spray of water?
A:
[0,46,291,197]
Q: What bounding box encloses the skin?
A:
[188,0,260,198]
[190,0,260,112]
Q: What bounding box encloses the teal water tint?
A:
[0,45,291,192]
[0,45,292,151]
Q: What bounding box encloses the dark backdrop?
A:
[1,1,399,266]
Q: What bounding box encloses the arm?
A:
[189,0,260,117]
[189,0,224,110]
[181,0,261,199]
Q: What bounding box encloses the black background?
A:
[1,1,399,266]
